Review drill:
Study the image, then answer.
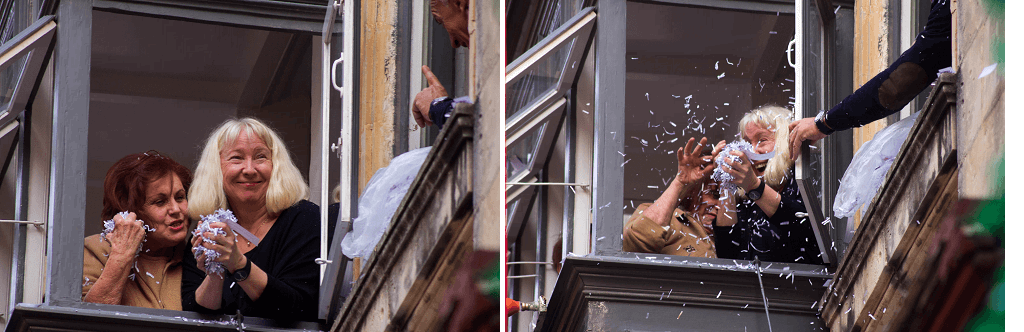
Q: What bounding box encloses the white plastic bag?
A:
[341,147,431,259]
[833,111,920,219]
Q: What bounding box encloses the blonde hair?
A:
[738,105,794,191]
[188,118,309,219]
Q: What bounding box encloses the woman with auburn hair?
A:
[715,105,823,264]
[82,150,192,309]
[181,117,320,321]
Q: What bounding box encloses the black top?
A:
[181,200,321,321]
[714,172,823,264]
[820,0,950,133]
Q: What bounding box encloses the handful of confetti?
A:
[99,211,156,256]
[192,209,236,277]
[711,141,776,195]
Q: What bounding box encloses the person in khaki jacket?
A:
[623,137,725,258]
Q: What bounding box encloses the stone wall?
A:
[952,0,1004,199]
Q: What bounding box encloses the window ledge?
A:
[6,302,320,331]
[331,104,475,331]
[820,73,958,330]
[540,255,831,331]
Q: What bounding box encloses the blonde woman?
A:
[181,118,320,321]
[715,105,823,264]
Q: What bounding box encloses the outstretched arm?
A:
[790,0,951,159]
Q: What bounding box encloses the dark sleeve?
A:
[767,183,806,227]
[713,224,741,260]
[249,201,321,321]
[821,0,950,133]
[429,97,454,129]
[180,237,221,314]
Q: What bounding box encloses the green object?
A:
[477,257,501,301]
[963,156,1004,331]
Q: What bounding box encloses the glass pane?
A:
[1,0,35,45]
[506,200,519,225]
[529,0,584,49]
[506,122,548,181]
[506,37,575,120]
[0,53,29,113]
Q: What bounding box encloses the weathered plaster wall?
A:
[851,0,895,155]
[952,0,1004,199]
[472,0,501,251]
[359,0,398,192]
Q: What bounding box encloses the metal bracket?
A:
[504,182,590,188]
[330,136,343,159]
[506,261,554,265]
[0,219,44,227]
[315,258,332,265]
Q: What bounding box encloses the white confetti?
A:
[978,63,998,79]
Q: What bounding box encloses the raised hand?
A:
[107,212,146,258]
[674,137,715,187]
[721,150,760,191]
[412,65,450,128]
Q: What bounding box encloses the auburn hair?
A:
[101,150,193,221]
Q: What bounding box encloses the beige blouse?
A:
[82,234,184,310]
[622,203,717,258]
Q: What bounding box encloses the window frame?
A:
[0,11,56,318]
[39,0,348,329]
[504,8,595,244]
[590,0,849,273]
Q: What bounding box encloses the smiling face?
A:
[220,130,273,208]
[430,0,470,48]
[694,180,721,226]
[742,121,776,177]
[139,173,189,249]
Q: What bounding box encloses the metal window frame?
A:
[505,8,595,128]
[591,0,850,272]
[0,15,55,130]
[38,0,351,329]
[505,7,595,245]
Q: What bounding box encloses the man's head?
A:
[738,105,794,189]
[430,0,470,48]
[680,147,720,226]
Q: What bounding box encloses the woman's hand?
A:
[107,212,146,259]
[674,137,715,187]
[200,222,248,273]
[707,140,726,164]
[721,150,761,191]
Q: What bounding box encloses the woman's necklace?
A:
[245,219,271,245]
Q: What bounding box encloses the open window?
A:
[505,7,595,244]
[0,13,55,326]
[588,0,854,272]
[6,1,350,330]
